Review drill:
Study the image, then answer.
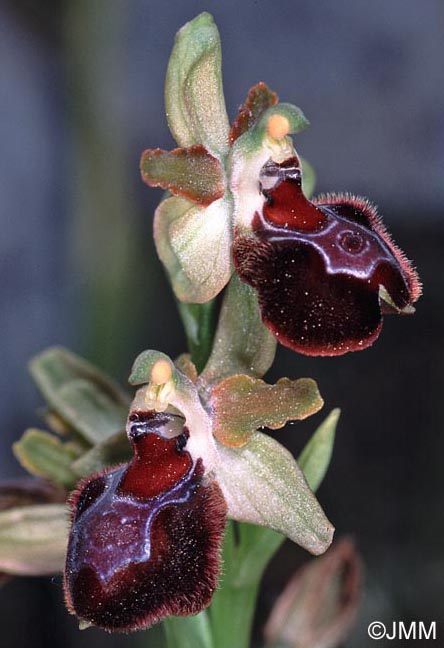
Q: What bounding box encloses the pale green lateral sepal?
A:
[154,195,232,303]
[216,432,334,555]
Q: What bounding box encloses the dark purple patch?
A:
[233,157,421,356]
[64,412,226,632]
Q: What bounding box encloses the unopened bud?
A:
[264,538,362,648]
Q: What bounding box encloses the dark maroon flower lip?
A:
[313,192,422,307]
[233,156,421,356]
[252,206,413,311]
[64,411,226,632]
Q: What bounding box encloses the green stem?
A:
[210,581,259,648]
[209,522,284,648]
[163,612,214,648]
[177,300,217,372]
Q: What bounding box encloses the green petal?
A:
[229,82,279,144]
[298,409,340,492]
[154,195,232,303]
[199,274,276,390]
[13,429,80,489]
[216,433,334,555]
[165,12,229,157]
[211,375,323,447]
[0,504,68,575]
[29,347,130,444]
[140,145,225,206]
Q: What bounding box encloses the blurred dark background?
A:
[0,1,443,646]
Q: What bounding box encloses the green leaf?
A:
[29,347,130,444]
[216,432,334,555]
[0,504,68,575]
[225,523,284,587]
[154,195,232,304]
[57,379,128,443]
[199,274,277,390]
[298,408,340,492]
[211,375,323,447]
[163,611,214,648]
[165,12,230,157]
[141,145,225,206]
[71,430,132,477]
[13,429,80,489]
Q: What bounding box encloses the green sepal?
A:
[199,274,276,391]
[154,195,232,304]
[13,429,80,489]
[29,347,130,444]
[216,432,334,555]
[165,12,230,157]
[0,504,68,575]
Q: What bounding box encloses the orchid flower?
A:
[141,13,421,356]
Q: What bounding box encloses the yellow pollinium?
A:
[150,359,173,385]
[267,114,290,140]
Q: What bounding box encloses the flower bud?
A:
[264,538,362,648]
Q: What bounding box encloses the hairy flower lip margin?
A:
[232,155,421,356]
[64,410,227,633]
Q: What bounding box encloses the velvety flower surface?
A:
[233,155,421,355]
[140,12,421,357]
[64,411,226,632]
